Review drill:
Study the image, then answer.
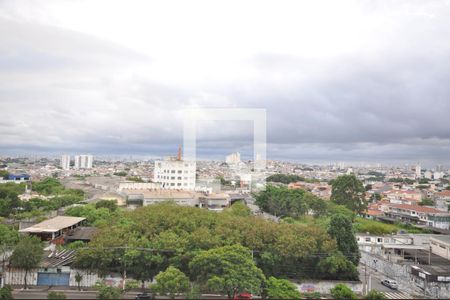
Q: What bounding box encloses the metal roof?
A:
[19,216,86,233]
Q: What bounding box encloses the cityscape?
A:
[1,1,450,300]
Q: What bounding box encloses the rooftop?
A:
[19,216,86,233]
[388,203,447,214]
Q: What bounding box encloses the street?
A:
[11,289,229,299]
[359,264,412,299]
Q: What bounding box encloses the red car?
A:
[234,293,252,300]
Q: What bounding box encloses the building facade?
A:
[225,152,241,164]
[74,155,93,169]
[61,155,70,170]
[153,157,196,190]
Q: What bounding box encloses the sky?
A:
[1,0,450,165]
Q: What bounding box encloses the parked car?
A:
[135,293,155,300]
[381,279,398,290]
[234,293,252,300]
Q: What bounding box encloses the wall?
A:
[4,268,38,286]
[69,269,100,287]
[294,280,363,295]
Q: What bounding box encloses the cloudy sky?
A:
[1,0,450,165]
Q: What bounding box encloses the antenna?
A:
[177,145,182,161]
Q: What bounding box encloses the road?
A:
[359,264,412,299]
[12,290,229,299]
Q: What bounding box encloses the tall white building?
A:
[225,152,241,164]
[74,155,93,169]
[154,151,196,190]
[61,155,70,170]
[415,164,422,178]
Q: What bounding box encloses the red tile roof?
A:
[435,190,450,197]
[388,203,445,214]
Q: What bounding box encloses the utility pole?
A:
[364,263,367,296]
[428,245,432,265]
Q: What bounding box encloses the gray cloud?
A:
[1,0,450,165]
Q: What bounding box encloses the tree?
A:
[189,245,266,299]
[0,170,8,180]
[419,198,434,206]
[0,285,13,299]
[75,272,83,291]
[266,174,304,184]
[331,175,366,213]
[328,214,360,265]
[9,235,43,289]
[95,199,118,212]
[330,284,357,300]
[0,224,19,271]
[0,183,23,217]
[317,251,358,280]
[47,291,67,299]
[265,276,301,299]
[95,281,122,300]
[153,266,189,299]
[225,201,251,217]
[255,185,326,218]
[364,290,387,299]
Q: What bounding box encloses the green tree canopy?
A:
[10,235,43,289]
[364,290,387,299]
[189,244,266,299]
[0,285,13,300]
[95,199,118,212]
[328,214,360,265]
[95,281,122,299]
[153,266,189,299]
[265,276,301,299]
[331,175,366,213]
[318,251,358,280]
[330,283,357,300]
[255,185,327,218]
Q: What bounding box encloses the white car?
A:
[381,279,398,290]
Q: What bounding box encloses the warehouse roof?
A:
[19,216,86,233]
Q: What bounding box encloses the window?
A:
[178,170,182,173]
[177,183,181,186]
[178,177,182,180]
[377,238,382,243]
[171,170,175,173]
[170,183,175,186]
[365,237,371,242]
[171,177,175,180]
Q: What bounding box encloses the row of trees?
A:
[0,178,84,218]
[71,201,359,298]
[255,185,327,218]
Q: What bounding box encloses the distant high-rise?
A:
[61,155,70,170]
[225,152,241,164]
[74,154,93,169]
[415,164,421,178]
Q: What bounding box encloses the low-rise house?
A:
[0,173,31,184]
[381,203,450,229]
[434,190,450,212]
[384,189,423,205]
[199,193,231,211]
